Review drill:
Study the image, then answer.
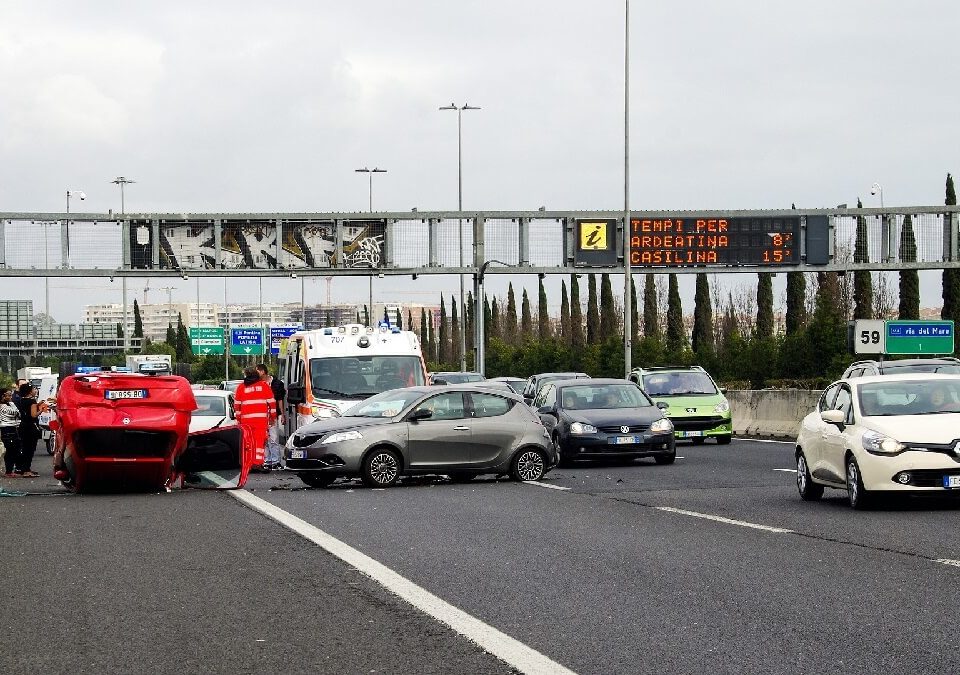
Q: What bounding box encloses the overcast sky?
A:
[1,1,957,323]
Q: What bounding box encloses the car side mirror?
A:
[820,409,846,427]
[656,401,669,410]
[287,384,305,406]
[720,388,727,394]
[408,408,433,422]
[432,378,448,386]
[537,405,555,415]
[523,397,533,406]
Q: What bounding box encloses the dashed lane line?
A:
[524,481,572,491]
[937,559,960,568]
[734,437,794,444]
[231,489,577,675]
[773,468,797,473]
[654,506,795,533]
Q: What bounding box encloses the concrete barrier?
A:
[727,390,821,440]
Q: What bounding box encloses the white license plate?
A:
[290,449,306,459]
[613,436,640,445]
[105,389,147,400]
[679,430,703,438]
[944,475,960,488]
[38,412,52,425]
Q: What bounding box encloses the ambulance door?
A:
[178,426,251,489]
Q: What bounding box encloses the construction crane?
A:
[143,281,151,305]
[324,276,333,305]
[158,286,176,322]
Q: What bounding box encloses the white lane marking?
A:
[735,437,794,444]
[773,468,796,473]
[523,481,571,491]
[230,490,576,675]
[936,559,960,568]
[655,506,794,534]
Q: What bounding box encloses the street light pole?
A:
[623,0,633,377]
[111,176,136,215]
[440,103,480,372]
[356,167,387,326]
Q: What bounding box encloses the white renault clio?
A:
[796,374,960,509]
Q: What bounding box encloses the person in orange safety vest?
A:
[234,366,277,470]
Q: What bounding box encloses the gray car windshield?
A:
[345,389,426,417]
[560,384,651,410]
[310,356,425,399]
[858,379,960,416]
[642,372,717,396]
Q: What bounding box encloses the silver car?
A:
[284,385,556,488]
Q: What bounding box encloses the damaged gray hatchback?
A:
[284,385,556,488]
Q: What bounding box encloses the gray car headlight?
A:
[650,418,673,433]
[569,422,598,434]
[861,429,904,454]
[322,430,363,445]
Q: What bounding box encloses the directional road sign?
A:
[230,327,265,356]
[885,320,954,355]
[270,324,303,354]
[190,326,225,356]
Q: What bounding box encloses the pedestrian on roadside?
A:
[256,363,286,470]
[11,379,27,404]
[15,383,42,477]
[0,388,23,477]
[235,366,277,471]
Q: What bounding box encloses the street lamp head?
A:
[371,168,387,174]
[871,183,881,196]
[439,103,457,111]
[355,167,370,173]
[463,104,481,111]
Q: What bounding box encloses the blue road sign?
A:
[270,324,303,354]
[230,327,265,355]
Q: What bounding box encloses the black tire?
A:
[511,448,547,482]
[691,437,705,445]
[845,455,872,510]
[654,450,676,465]
[361,448,402,488]
[554,434,573,468]
[796,451,823,501]
[45,436,54,456]
[299,472,337,489]
[715,435,732,445]
[448,472,476,483]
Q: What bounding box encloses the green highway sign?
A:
[230,326,265,356]
[884,320,954,355]
[190,326,226,355]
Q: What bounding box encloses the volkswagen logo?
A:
[621,426,630,434]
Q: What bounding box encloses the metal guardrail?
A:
[1,207,957,277]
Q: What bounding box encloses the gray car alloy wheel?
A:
[513,449,546,482]
[365,450,400,487]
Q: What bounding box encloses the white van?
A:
[278,324,427,441]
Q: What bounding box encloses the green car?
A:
[627,366,732,444]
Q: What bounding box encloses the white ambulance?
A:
[278,324,427,440]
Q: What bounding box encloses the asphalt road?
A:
[3,438,960,674]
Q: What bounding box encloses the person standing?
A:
[234,366,277,471]
[256,363,285,470]
[0,388,23,477]
[15,383,42,477]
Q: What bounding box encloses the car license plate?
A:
[290,449,306,460]
[104,389,147,400]
[679,430,703,438]
[944,475,960,488]
[612,436,640,445]
[38,412,52,425]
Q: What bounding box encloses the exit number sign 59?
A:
[854,320,886,354]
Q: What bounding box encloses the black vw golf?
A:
[532,378,676,466]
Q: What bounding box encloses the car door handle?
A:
[453,426,470,431]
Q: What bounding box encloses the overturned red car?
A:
[51,372,253,492]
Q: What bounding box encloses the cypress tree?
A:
[630,276,640,345]
[166,322,176,349]
[363,305,369,326]
[755,273,774,339]
[133,299,144,338]
[853,197,873,320]
[537,277,551,340]
[942,175,960,341]
[520,289,533,340]
[490,297,500,341]
[898,214,920,320]
[599,273,617,339]
[117,322,123,338]
[586,274,600,344]
[483,295,492,346]
[665,274,687,353]
[465,291,474,367]
[505,283,518,342]
[427,310,436,361]
[785,272,807,335]
[691,273,714,356]
[176,313,192,362]
[570,274,585,348]
[355,311,361,324]
[451,297,461,366]
[438,296,450,365]
[419,309,427,345]
[807,272,847,376]
[559,280,571,345]
[643,273,660,338]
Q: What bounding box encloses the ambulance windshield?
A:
[309,356,425,398]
